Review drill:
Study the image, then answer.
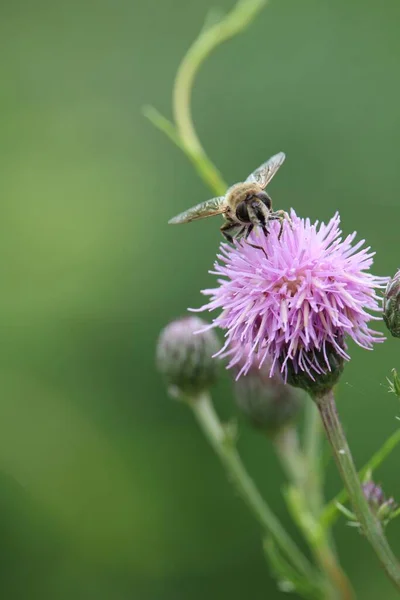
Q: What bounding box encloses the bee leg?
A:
[244,225,268,258]
[278,218,284,240]
[271,210,292,240]
[221,231,233,243]
[245,224,254,239]
[220,221,242,243]
[273,210,293,227]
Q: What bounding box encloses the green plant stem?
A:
[190,392,317,582]
[303,400,324,517]
[273,427,354,600]
[322,428,400,527]
[316,390,400,590]
[304,400,321,466]
[172,0,267,195]
[146,2,269,196]
[302,401,341,574]
[274,426,305,489]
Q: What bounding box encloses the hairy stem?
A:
[316,390,400,590]
[190,392,317,582]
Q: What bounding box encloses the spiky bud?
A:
[156,316,220,399]
[282,341,345,399]
[383,270,400,338]
[234,357,304,435]
[363,481,398,527]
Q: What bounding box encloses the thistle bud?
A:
[363,481,398,527]
[234,357,304,435]
[383,270,400,338]
[156,317,220,399]
[282,341,345,399]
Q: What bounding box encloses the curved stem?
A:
[173,0,267,196]
[190,392,317,582]
[316,390,400,590]
[273,427,355,600]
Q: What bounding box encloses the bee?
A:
[168,152,291,247]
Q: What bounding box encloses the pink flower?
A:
[194,211,388,380]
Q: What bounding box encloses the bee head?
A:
[235,192,272,223]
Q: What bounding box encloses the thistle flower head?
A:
[196,211,387,389]
[383,269,400,338]
[156,316,220,399]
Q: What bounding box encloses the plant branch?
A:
[145,1,268,196]
[274,426,354,600]
[322,428,400,527]
[190,392,319,584]
[303,400,324,516]
[173,0,267,194]
[316,390,400,590]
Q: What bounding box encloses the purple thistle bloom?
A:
[194,211,388,380]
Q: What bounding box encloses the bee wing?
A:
[245,152,286,189]
[168,196,226,224]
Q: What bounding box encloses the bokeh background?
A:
[1,0,400,598]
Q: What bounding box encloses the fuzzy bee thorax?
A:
[225,182,264,211]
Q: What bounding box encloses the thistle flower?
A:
[156,316,220,399]
[383,269,400,338]
[196,211,387,392]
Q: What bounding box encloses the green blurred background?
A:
[1,0,400,598]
